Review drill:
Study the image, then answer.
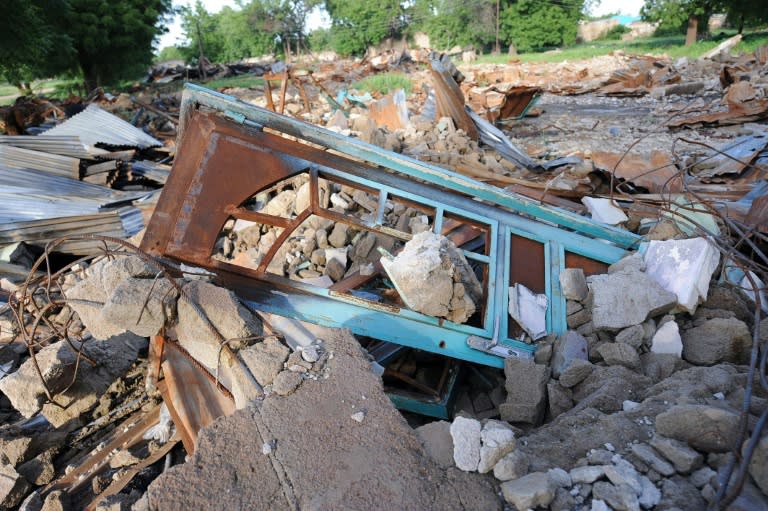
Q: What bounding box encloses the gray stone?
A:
[100,277,177,337]
[656,405,739,453]
[477,420,516,473]
[551,487,576,511]
[640,352,682,382]
[616,325,646,350]
[176,280,262,372]
[571,366,650,415]
[271,371,303,396]
[493,450,530,481]
[449,416,481,472]
[328,224,349,248]
[324,257,346,282]
[500,472,556,510]
[415,421,454,469]
[658,476,706,510]
[567,308,592,329]
[547,382,573,420]
[690,466,717,488]
[681,317,751,365]
[597,343,641,370]
[239,338,290,386]
[567,300,583,316]
[592,481,640,511]
[41,489,68,511]
[0,463,31,509]
[726,481,768,511]
[608,253,645,274]
[638,475,661,509]
[749,434,768,495]
[17,448,56,486]
[501,358,548,425]
[629,444,675,477]
[560,269,588,301]
[559,359,594,388]
[588,449,614,466]
[295,182,311,213]
[649,435,703,474]
[547,467,572,488]
[552,331,589,378]
[604,458,643,494]
[588,270,676,330]
[0,335,144,425]
[570,465,605,484]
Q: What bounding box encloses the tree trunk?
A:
[685,14,698,46]
[738,13,745,34]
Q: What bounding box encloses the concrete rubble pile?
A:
[0,42,767,511]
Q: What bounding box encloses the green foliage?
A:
[0,0,74,89]
[501,0,584,52]
[324,0,405,55]
[353,72,412,95]
[308,28,334,51]
[422,0,496,50]
[721,0,768,33]
[599,24,631,40]
[156,46,185,62]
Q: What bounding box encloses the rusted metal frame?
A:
[225,206,295,229]
[264,79,276,112]
[84,434,180,511]
[318,207,412,242]
[45,406,161,493]
[179,84,641,249]
[255,208,312,274]
[295,77,311,114]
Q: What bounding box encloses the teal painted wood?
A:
[182,83,642,249]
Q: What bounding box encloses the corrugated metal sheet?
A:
[0,135,108,159]
[131,160,171,183]
[0,144,80,179]
[43,104,162,149]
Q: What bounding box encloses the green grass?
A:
[195,75,266,90]
[474,29,768,64]
[0,78,71,106]
[352,72,413,96]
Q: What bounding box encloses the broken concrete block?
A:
[581,197,628,225]
[414,421,454,469]
[588,269,677,330]
[547,382,574,419]
[592,481,639,511]
[17,448,56,486]
[570,465,605,484]
[328,223,349,248]
[551,330,588,378]
[271,370,303,396]
[449,416,481,472]
[501,358,548,424]
[100,277,177,338]
[655,404,739,453]
[295,182,311,213]
[650,320,682,357]
[508,283,548,340]
[493,450,530,481]
[477,420,516,474]
[558,358,594,388]
[559,268,588,301]
[0,464,31,509]
[597,343,641,370]
[681,317,751,365]
[500,472,556,510]
[176,280,262,371]
[649,435,702,474]
[239,337,290,386]
[379,231,482,324]
[615,324,646,350]
[630,443,675,476]
[643,238,720,314]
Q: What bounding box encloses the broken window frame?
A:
[141,84,641,368]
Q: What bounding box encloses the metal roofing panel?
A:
[0,135,108,159]
[0,144,80,178]
[43,104,162,149]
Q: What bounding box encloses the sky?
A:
[157,0,645,50]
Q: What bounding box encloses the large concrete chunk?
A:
[176,280,263,371]
[643,237,720,313]
[655,405,739,453]
[559,268,588,301]
[500,472,556,510]
[681,317,751,365]
[0,464,30,509]
[450,416,481,471]
[100,277,177,338]
[478,420,516,474]
[239,337,290,386]
[415,421,454,469]
[588,269,677,330]
[597,343,641,370]
[501,358,548,425]
[379,231,482,324]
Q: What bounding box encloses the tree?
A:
[720,0,768,34]
[640,0,719,44]
[421,0,497,50]
[0,0,74,92]
[501,0,584,53]
[324,0,405,55]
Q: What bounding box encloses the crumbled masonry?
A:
[1,43,768,511]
